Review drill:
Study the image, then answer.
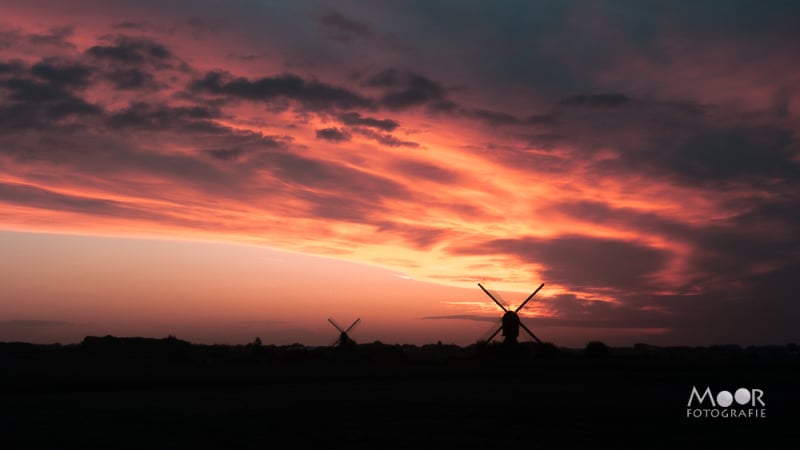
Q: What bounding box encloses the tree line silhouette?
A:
[1,335,797,364]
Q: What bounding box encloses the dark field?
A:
[2,338,798,449]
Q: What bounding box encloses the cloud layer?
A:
[1,0,799,344]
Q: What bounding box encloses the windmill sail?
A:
[477,283,545,345]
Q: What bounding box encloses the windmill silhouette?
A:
[327,317,361,348]
[478,282,544,345]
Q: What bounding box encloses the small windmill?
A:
[327,317,361,348]
[478,282,545,345]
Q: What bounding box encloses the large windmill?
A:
[327,317,361,348]
[478,282,545,345]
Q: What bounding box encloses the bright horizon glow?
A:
[0,229,575,346]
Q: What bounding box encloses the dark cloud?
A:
[646,127,798,184]
[1,77,68,102]
[205,148,245,161]
[421,313,670,329]
[572,120,799,188]
[316,12,374,42]
[364,69,447,109]
[0,181,139,217]
[112,148,245,195]
[31,59,93,89]
[0,54,285,160]
[0,320,73,327]
[391,159,461,183]
[685,205,800,285]
[374,221,447,249]
[535,293,682,331]
[0,50,329,203]
[1,126,258,200]
[465,108,524,126]
[53,102,96,123]
[424,287,676,330]
[475,142,572,173]
[184,17,228,39]
[547,197,800,301]
[191,71,375,111]
[0,176,257,231]
[426,99,461,115]
[26,26,75,49]
[0,49,178,132]
[470,109,557,127]
[299,190,385,223]
[0,67,101,130]
[429,274,800,344]
[105,68,155,90]
[559,93,631,108]
[0,60,25,75]
[487,91,800,190]
[381,78,445,109]
[549,200,689,239]
[428,274,800,342]
[557,93,706,115]
[364,69,402,88]
[113,21,150,30]
[422,314,498,323]
[262,151,410,203]
[427,100,556,128]
[8,38,171,102]
[727,193,800,234]
[352,127,419,148]
[0,28,19,50]
[86,36,172,64]
[451,235,670,291]
[669,101,707,117]
[545,293,617,320]
[315,127,351,143]
[106,102,221,132]
[337,111,398,131]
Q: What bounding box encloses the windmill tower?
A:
[478,282,545,345]
[327,317,361,348]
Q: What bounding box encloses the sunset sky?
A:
[1,1,799,347]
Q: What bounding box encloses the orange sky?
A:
[1,1,799,347]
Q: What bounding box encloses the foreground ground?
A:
[1,338,798,449]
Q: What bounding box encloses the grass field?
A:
[2,339,798,449]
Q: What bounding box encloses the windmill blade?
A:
[515,283,544,313]
[328,317,345,333]
[345,318,361,333]
[492,290,512,310]
[519,321,543,345]
[484,325,503,343]
[478,318,503,343]
[478,283,508,312]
